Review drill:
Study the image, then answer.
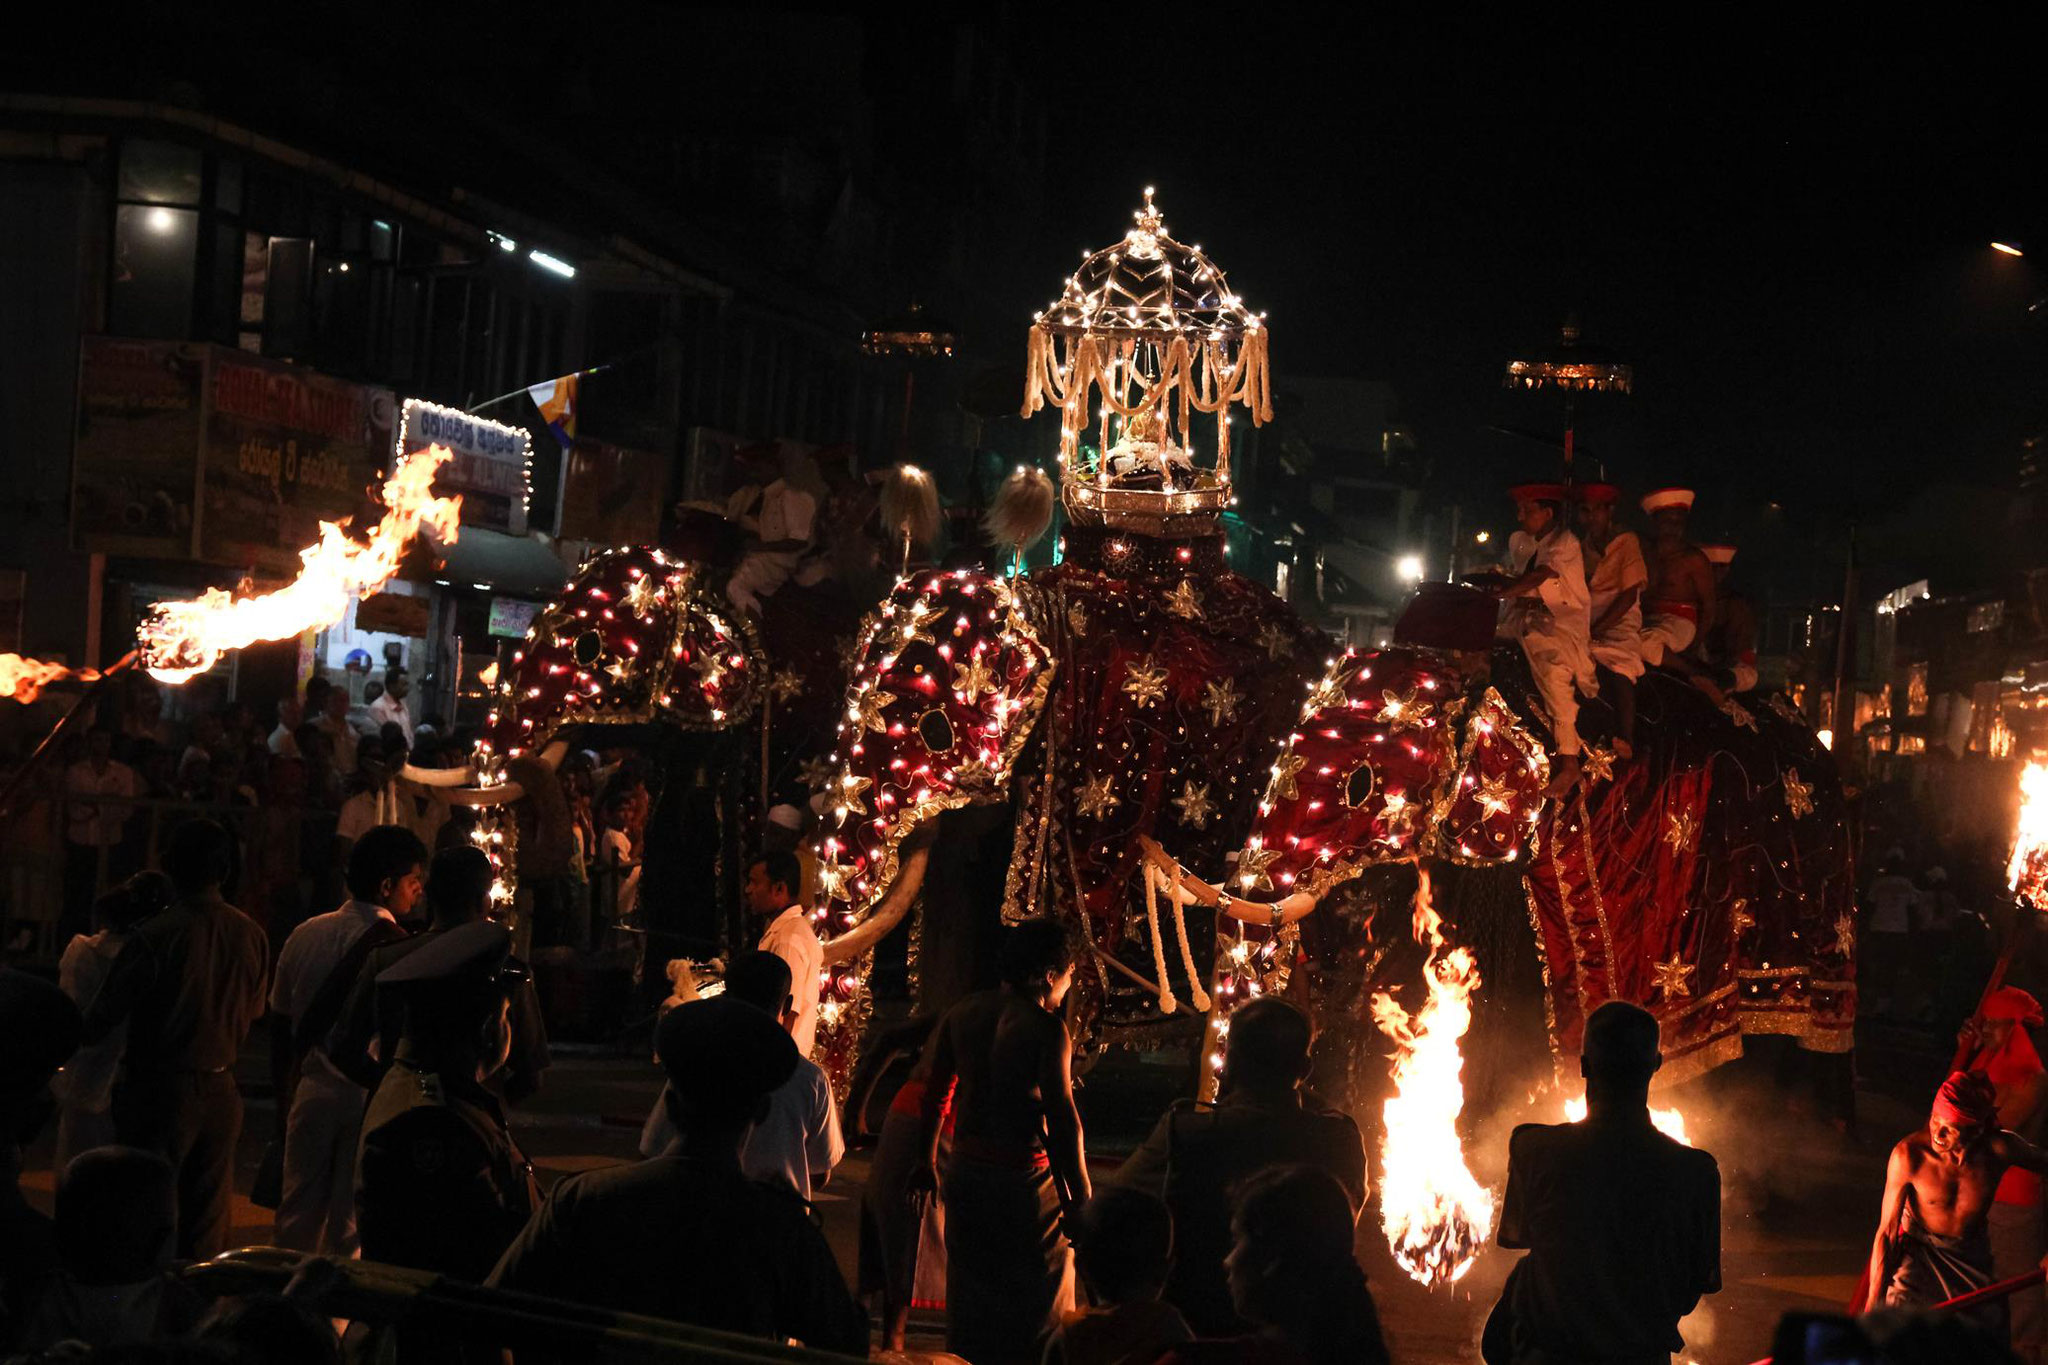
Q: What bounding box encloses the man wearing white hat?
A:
[1637,489,1719,698]
[1700,545,1759,693]
[1494,482,1596,796]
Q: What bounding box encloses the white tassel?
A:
[1170,861,1211,1011]
[1144,863,1178,1014]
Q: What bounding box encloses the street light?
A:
[1992,242,2025,258]
[1473,530,1491,545]
[1396,554,1425,583]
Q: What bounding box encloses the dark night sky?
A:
[18,8,2045,600]
[1012,20,2044,597]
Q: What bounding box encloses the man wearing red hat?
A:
[1492,482,1595,796]
[1862,1070,2048,1334]
[1636,489,1720,699]
[1574,483,1647,759]
[1963,987,2048,1359]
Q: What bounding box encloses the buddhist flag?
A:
[528,374,578,450]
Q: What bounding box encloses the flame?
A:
[0,656,95,703]
[2010,760,2048,910]
[1371,867,1494,1287]
[138,447,462,684]
[1562,1094,1691,1145]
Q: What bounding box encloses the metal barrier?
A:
[183,1247,866,1364]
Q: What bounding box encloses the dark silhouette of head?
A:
[163,819,234,897]
[56,1146,176,1284]
[1219,997,1314,1101]
[1074,1186,1174,1306]
[1581,1000,1663,1107]
[424,845,496,929]
[1226,1165,1387,1363]
[1001,916,1077,1007]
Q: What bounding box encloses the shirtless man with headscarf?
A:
[1962,988,2048,1358]
[1864,1071,2048,1334]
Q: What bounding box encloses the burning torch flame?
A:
[1371,867,1494,1287]
[1562,1095,1692,1145]
[0,656,96,704]
[138,447,462,685]
[2009,761,2048,911]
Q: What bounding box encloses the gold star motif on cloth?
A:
[1164,580,1204,620]
[1173,780,1217,829]
[1268,750,1307,802]
[1075,773,1121,821]
[622,574,664,618]
[1581,746,1616,785]
[1306,673,1347,714]
[1067,600,1089,637]
[1202,678,1242,727]
[1475,773,1516,819]
[1784,769,1815,819]
[1663,807,1696,854]
[604,654,638,687]
[814,860,850,903]
[1256,622,1294,661]
[903,598,945,646]
[835,773,873,818]
[1653,954,1695,1001]
[854,688,895,735]
[953,756,993,788]
[951,651,997,698]
[1720,698,1758,732]
[1380,688,1434,728]
[1766,694,1806,727]
[1730,899,1755,936]
[1381,793,1417,839]
[1123,655,1169,709]
[1833,912,1856,957]
[768,667,804,703]
[797,756,837,791]
[1237,843,1280,892]
[690,649,725,690]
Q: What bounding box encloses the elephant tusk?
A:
[396,742,565,807]
[398,763,475,787]
[822,839,932,966]
[1133,834,1320,924]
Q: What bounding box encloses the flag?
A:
[528,374,578,450]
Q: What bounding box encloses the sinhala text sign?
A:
[398,399,532,537]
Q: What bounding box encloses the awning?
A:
[433,528,571,599]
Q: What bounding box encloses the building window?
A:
[1969,600,2005,633]
[109,203,199,338]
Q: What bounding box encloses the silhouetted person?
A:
[488,996,867,1358]
[1159,1165,1390,1365]
[0,969,82,1351]
[1484,1000,1721,1365]
[82,819,268,1260]
[19,1146,203,1352]
[916,916,1089,1365]
[1113,996,1366,1336]
[1042,1187,1192,1365]
[328,846,549,1107]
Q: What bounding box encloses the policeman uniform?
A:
[354,921,537,1286]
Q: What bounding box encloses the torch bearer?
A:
[1951,761,2048,1071]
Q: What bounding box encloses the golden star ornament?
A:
[1075,772,1122,820]
[1256,622,1294,661]
[1475,772,1516,819]
[1164,580,1204,620]
[835,772,873,818]
[1173,780,1217,829]
[1268,750,1306,802]
[623,574,664,617]
[1653,954,1695,1000]
[1663,807,1696,854]
[1783,769,1815,819]
[951,651,996,699]
[1202,678,1241,727]
[1123,655,1169,709]
[1380,687,1434,728]
[1833,912,1855,957]
[853,687,895,735]
[1581,746,1616,785]
[1236,843,1280,891]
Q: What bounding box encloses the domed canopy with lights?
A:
[1022,190,1272,536]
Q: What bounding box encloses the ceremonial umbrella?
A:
[1502,317,1633,478]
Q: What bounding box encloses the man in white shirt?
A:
[639,950,845,1202]
[337,745,447,856]
[62,730,142,940]
[1493,481,1596,797]
[749,851,822,1057]
[725,447,819,615]
[367,668,415,746]
[1864,853,1922,1020]
[267,825,427,1254]
[268,697,304,758]
[1574,482,1649,760]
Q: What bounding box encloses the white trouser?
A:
[1639,613,1697,666]
[1591,624,1646,680]
[275,1072,366,1256]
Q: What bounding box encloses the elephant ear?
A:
[1229,647,1459,904]
[1431,687,1550,865]
[479,547,763,764]
[815,568,1053,926]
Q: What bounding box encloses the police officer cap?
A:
[376,920,517,991]
[656,996,800,1104]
